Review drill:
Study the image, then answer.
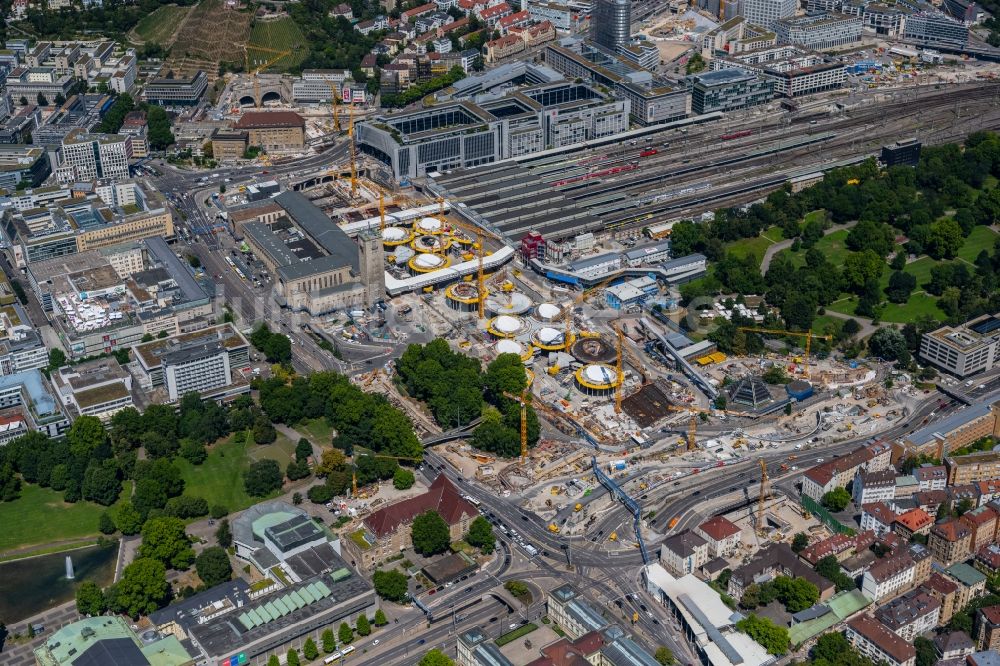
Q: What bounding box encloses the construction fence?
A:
[802,494,856,536]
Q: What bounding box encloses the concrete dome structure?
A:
[535,302,564,322]
[389,245,414,266]
[485,291,533,316]
[487,314,529,339]
[381,226,412,247]
[408,252,450,273]
[575,363,621,395]
[532,326,574,352]
[494,338,534,362]
[415,217,444,235]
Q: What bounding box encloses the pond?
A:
[0,543,118,623]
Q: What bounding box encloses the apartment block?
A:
[861,550,916,601]
[930,519,973,567]
[854,468,897,506]
[846,615,916,666]
[893,507,933,540]
[947,450,1000,485]
[915,465,949,491]
[861,502,898,537]
[944,562,987,610]
[976,605,1000,651]
[694,515,742,558]
[801,441,892,501]
[660,530,709,576]
[962,506,999,554]
[875,589,941,641]
[921,572,959,625]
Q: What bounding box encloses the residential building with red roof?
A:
[862,501,898,537]
[979,480,1000,506]
[479,1,513,24]
[485,33,524,62]
[402,1,436,18]
[508,20,556,46]
[846,615,916,666]
[801,441,892,501]
[893,507,934,540]
[498,9,531,32]
[799,530,875,566]
[525,631,604,665]
[694,515,742,558]
[977,605,1000,651]
[930,518,974,567]
[342,474,478,570]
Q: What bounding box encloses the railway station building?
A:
[357,81,629,179]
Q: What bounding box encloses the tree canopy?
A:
[195,546,232,587]
[411,510,451,556]
[735,614,789,655]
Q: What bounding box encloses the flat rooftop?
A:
[134,323,247,369]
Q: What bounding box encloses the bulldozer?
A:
[548,523,560,533]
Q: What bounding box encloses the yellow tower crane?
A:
[378,188,386,232]
[757,459,770,536]
[348,102,358,197]
[614,322,625,415]
[245,47,291,109]
[561,274,621,354]
[351,448,423,496]
[329,83,342,132]
[502,389,530,464]
[737,328,833,380]
[663,403,750,451]
[443,211,496,320]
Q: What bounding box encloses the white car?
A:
[372,639,380,646]
[816,458,825,463]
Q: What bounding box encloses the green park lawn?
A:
[0,484,109,553]
[295,418,334,447]
[958,226,998,263]
[725,234,775,266]
[784,230,853,269]
[175,433,295,513]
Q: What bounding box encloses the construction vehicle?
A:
[548,523,560,533]
[609,532,618,542]
[638,481,648,491]
[547,365,560,376]
[550,486,561,495]
[737,327,833,380]
[574,503,583,512]
[632,612,639,624]
[779,463,789,472]
[667,517,679,529]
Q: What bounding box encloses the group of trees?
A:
[680,131,1000,335]
[735,614,789,656]
[380,65,467,108]
[97,93,135,133]
[257,370,421,460]
[250,324,293,364]
[814,555,857,593]
[397,341,539,458]
[411,509,451,556]
[17,0,197,40]
[738,576,819,613]
[821,487,851,512]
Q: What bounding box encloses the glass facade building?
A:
[591,0,631,52]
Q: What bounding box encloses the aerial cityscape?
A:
[0,0,999,663]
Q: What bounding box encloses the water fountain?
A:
[65,555,74,580]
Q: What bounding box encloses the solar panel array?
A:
[236,580,334,631]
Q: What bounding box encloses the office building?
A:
[0,369,70,439]
[5,181,173,269]
[903,400,1000,460]
[0,303,47,376]
[864,4,908,36]
[458,628,515,666]
[687,68,773,114]
[210,129,248,161]
[357,81,628,179]
[143,70,208,106]
[52,357,132,421]
[530,1,584,31]
[34,615,195,666]
[741,0,797,29]
[5,66,75,103]
[774,11,863,49]
[548,584,612,639]
[712,44,845,97]
[0,145,50,190]
[904,10,969,47]
[921,314,1000,377]
[237,191,383,314]
[590,0,631,51]
[291,69,351,104]
[543,42,688,125]
[233,111,306,153]
[57,129,132,182]
[132,323,251,403]
[882,138,922,166]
